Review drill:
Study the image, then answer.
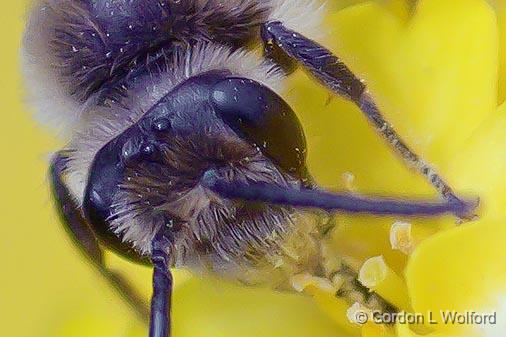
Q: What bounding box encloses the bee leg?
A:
[50,152,150,324]
[260,24,298,75]
[149,230,173,337]
[261,22,463,206]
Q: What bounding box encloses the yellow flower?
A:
[1,1,505,337]
[285,0,506,336]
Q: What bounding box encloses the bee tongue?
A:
[201,170,475,217]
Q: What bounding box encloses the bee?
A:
[22,1,475,336]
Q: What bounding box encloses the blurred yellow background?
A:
[2,1,506,337]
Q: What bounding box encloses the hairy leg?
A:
[50,152,150,323]
[261,22,464,206]
[149,230,173,337]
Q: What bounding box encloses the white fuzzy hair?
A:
[64,42,283,203]
[21,1,82,136]
[270,0,326,41]
[22,0,326,137]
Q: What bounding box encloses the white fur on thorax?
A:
[22,0,326,137]
[270,0,326,41]
[64,43,283,203]
[186,0,326,41]
[22,1,83,136]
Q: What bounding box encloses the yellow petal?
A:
[363,322,396,337]
[446,102,506,219]
[309,286,362,336]
[489,0,506,104]
[335,0,497,159]
[292,0,497,193]
[406,218,506,328]
[172,277,347,337]
[358,255,411,311]
[331,0,413,20]
[396,323,475,337]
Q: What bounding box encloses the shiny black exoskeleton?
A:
[83,71,308,262]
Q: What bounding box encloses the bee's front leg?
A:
[260,21,465,209]
[50,152,150,323]
[149,229,174,337]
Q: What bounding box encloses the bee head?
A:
[83,71,309,255]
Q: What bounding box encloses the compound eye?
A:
[210,78,307,178]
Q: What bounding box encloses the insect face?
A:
[83,71,309,267]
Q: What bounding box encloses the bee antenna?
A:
[201,170,476,217]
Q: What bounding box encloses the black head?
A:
[82,71,310,258]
